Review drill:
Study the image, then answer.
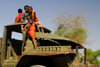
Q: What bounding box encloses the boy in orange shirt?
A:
[15,9,23,23]
[28,6,44,32]
[22,15,37,50]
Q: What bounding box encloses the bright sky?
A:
[0,0,100,51]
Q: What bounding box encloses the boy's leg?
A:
[37,24,40,32]
[40,27,44,33]
[32,38,37,50]
[35,22,40,32]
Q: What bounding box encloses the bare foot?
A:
[34,49,37,51]
[33,50,37,53]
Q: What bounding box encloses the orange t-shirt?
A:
[15,13,23,23]
[34,16,39,22]
[27,22,35,31]
[31,11,39,22]
[27,21,35,39]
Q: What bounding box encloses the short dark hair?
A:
[29,6,33,10]
[18,9,22,13]
[27,15,32,19]
[24,5,29,9]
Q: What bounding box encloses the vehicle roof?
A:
[5,23,51,33]
[36,32,85,49]
[4,23,85,49]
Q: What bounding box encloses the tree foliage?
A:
[86,49,95,63]
[54,12,87,44]
[82,49,100,65]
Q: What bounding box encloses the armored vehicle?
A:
[0,23,86,67]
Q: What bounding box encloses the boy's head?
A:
[29,6,33,13]
[18,9,22,13]
[24,5,29,12]
[27,15,31,21]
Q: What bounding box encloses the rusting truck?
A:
[0,23,86,67]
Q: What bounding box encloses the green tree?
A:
[94,50,100,65]
[54,12,87,44]
[82,49,100,65]
[86,49,94,63]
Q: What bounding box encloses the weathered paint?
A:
[1,23,85,67]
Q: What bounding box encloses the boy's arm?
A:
[21,13,26,21]
[22,23,31,31]
[21,14,24,21]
